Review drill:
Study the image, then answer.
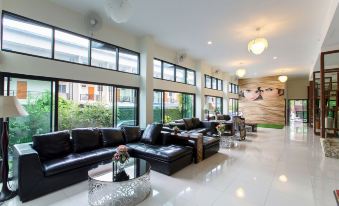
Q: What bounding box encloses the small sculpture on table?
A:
[173,126,180,135]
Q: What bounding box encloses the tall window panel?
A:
[163,63,175,81]
[91,41,117,70]
[153,91,163,123]
[5,78,53,146]
[228,98,239,114]
[164,92,182,123]
[118,49,139,74]
[54,30,90,64]
[176,66,186,83]
[154,90,195,123]
[212,78,217,90]
[2,13,53,58]
[205,96,223,114]
[182,94,195,118]
[58,82,113,131]
[115,88,137,127]
[217,80,223,91]
[187,70,195,85]
[205,76,212,88]
[153,59,162,78]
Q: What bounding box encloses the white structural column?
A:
[195,60,205,119]
[139,36,155,127]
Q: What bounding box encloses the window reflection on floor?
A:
[289,122,308,142]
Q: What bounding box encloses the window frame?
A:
[205,75,223,91]
[205,95,223,114]
[1,11,140,75]
[153,58,196,86]
[154,89,196,123]
[1,72,140,130]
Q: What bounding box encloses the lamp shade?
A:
[0,96,28,118]
[236,68,246,78]
[248,37,268,55]
[204,102,215,111]
[278,75,288,83]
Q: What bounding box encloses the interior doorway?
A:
[288,99,308,123]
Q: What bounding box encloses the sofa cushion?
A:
[192,118,201,128]
[203,136,220,147]
[32,131,72,162]
[183,118,194,130]
[223,115,231,121]
[122,126,141,143]
[100,128,125,147]
[72,128,101,153]
[141,123,163,144]
[42,148,116,176]
[127,143,192,162]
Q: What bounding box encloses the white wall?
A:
[0,0,237,125]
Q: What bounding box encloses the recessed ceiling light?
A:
[207,41,213,45]
[273,56,278,60]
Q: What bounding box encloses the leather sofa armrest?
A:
[13,143,44,199]
[200,121,219,134]
[162,126,174,133]
[157,131,172,145]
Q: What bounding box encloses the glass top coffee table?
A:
[88,158,151,206]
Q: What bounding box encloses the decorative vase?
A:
[117,161,126,172]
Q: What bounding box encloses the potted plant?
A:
[216,124,226,137]
[173,126,180,135]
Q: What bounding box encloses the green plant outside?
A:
[257,124,284,129]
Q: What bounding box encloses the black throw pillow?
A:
[121,126,141,143]
[183,118,194,130]
[33,131,72,162]
[72,128,101,153]
[100,128,125,147]
[192,118,201,128]
[140,123,163,145]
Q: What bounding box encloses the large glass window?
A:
[1,12,140,75]
[217,80,223,91]
[58,82,113,131]
[153,59,162,78]
[205,76,211,88]
[228,98,239,114]
[154,59,195,85]
[163,63,175,81]
[2,13,53,58]
[229,83,239,94]
[54,30,90,64]
[5,78,53,146]
[154,90,195,123]
[205,96,223,114]
[212,78,217,90]
[91,41,117,70]
[118,49,139,74]
[116,88,137,127]
[153,91,163,123]
[187,70,195,85]
[176,67,186,83]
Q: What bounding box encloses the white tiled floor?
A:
[3,124,339,206]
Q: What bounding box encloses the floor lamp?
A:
[0,96,28,202]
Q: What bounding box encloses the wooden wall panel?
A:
[239,76,285,125]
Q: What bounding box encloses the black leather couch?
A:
[14,126,193,202]
[164,117,219,136]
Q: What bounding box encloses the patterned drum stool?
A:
[88,158,151,206]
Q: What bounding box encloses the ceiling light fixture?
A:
[236,68,246,78]
[207,41,213,45]
[273,56,278,60]
[278,75,288,83]
[248,28,268,55]
[105,0,134,24]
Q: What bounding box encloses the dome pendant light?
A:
[248,28,268,55]
[278,75,288,83]
[236,63,246,78]
[105,0,134,24]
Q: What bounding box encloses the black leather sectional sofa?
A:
[163,117,219,135]
[13,126,193,202]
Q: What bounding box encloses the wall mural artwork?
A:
[239,76,285,125]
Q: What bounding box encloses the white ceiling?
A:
[50,0,336,78]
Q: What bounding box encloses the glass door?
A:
[288,99,308,123]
